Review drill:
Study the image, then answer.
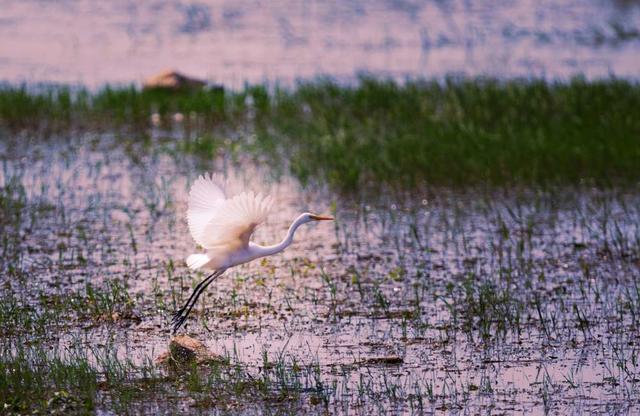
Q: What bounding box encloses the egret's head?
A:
[301,212,334,223]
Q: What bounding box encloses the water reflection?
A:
[2,133,638,412]
[0,0,638,87]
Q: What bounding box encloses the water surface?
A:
[2,133,638,413]
[1,0,639,87]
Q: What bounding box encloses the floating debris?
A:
[356,356,404,365]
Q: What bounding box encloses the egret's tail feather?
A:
[186,254,210,270]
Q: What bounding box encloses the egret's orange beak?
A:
[310,214,334,221]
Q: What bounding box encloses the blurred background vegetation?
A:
[2,77,639,190]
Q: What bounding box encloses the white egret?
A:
[172,173,333,332]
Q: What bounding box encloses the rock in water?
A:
[156,335,222,367]
[143,70,207,91]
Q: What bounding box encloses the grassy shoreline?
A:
[1,77,639,189]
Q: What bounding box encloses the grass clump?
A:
[256,77,640,189]
[2,77,639,189]
[0,344,98,414]
[79,279,135,321]
[0,83,227,132]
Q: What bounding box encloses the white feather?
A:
[187,173,273,250]
[186,254,210,270]
[200,191,273,248]
[187,173,227,247]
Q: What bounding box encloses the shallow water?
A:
[1,132,639,413]
[1,0,640,87]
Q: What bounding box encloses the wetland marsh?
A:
[1,79,639,414]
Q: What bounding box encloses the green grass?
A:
[1,77,639,189]
[257,77,640,189]
[0,343,98,414]
[0,334,334,414]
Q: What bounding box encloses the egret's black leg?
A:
[171,270,219,329]
[172,269,224,333]
[171,269,225,333]
[172,271,215,324]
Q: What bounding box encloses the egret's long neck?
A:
[258,214,307,257]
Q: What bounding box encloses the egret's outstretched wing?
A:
[187,173,228,247]
[201,191,273,249]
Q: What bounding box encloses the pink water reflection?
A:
[1,0,639,87]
